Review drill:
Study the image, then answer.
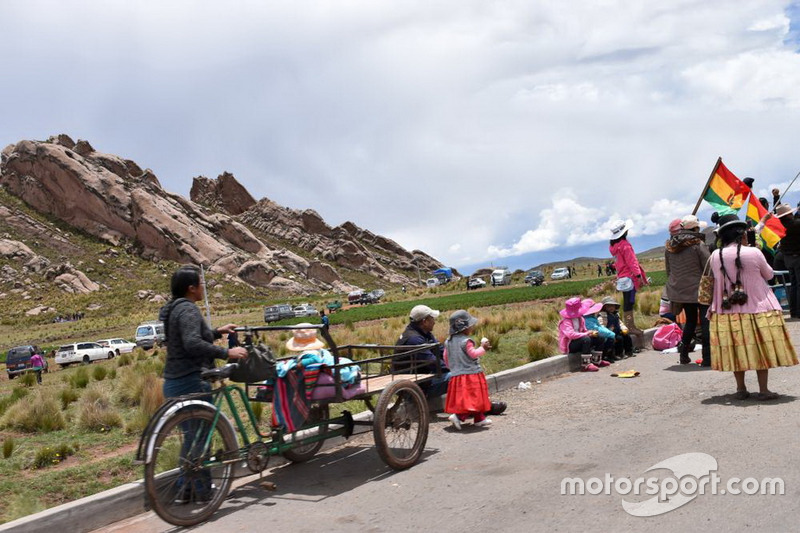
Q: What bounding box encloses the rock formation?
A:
[0,135,445,294]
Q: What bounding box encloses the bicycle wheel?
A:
[144,407,238,527]
[282,405,329,463]
[373,380,429,470]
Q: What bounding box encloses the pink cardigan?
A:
[709,244,780,314]
[558,316,589,354]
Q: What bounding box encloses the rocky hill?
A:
[0,134,443,302]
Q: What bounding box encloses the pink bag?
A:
[652,323,682,351]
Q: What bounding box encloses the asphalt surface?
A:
[101,322,800,533]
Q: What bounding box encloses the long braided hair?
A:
[717,224,747,302]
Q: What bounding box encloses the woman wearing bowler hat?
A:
[708,214,797,400]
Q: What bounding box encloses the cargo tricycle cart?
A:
[135,324,439,526]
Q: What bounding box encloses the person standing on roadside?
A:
[665,215,711,366]
[708,214,798,400]
[775,203,800,320]
[159,265,248,401]
[609,220,648,350]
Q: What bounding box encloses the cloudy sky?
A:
[3,1,800,272]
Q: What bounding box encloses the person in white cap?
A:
[608,219,648,350]
[392,305,450,397]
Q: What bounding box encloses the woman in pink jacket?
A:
[558,297,600,372]
[609,220,648,349]
[709,214,798,400]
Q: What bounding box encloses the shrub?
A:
[137,350,150,361]
[0,390,66,432]
[636,289,661,316]
[107,367,116,380]
[124,408,151,435]
[70,367,90,389]
[3,437,15,459]
[19,372,37,387]
[0,387,28,417]
[92,365,108,381]
[527,332,558,362]
[59,388,80,409]
[3,493,45,522]
[140,373,164,416]
[117,353,132,367]
[77,387,122,431]
[32,443,74,469]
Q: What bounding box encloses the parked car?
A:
[55,342,109,367]
[426,278,440,288]
[551,267,570,280]
[135,321,165,349]
[96,338,136,358]
[5,345,47,379]
[326,300,343,312]
[293,303,319,317]
[491,268,512,286]
[524,270,545,286]
[264,304,294,323]
[363,289,385,304]
[467,277,486,290]
[348,290,365,305]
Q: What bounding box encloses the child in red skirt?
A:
[444,310,492,429]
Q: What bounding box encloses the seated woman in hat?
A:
[558,297,600,372]
[598,296,634,359]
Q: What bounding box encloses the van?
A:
[491,268,512,286]
[5,345,47,379]
[348,290,365,305]
[135,321,165,349]
[264,304,294,323]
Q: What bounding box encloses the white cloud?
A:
[2,1,800,269]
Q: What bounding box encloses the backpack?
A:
[652,323,682,351]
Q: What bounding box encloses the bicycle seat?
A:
[201,363,238,381]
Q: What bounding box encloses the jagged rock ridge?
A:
[0,134,444,294]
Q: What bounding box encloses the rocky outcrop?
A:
[0,134,446,294]
[190,172,256,215]
[44,264,100,294]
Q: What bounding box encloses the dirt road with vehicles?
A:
[104,323,800,533]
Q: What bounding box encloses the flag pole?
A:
[692,157,722,215]
[777,169,800,206]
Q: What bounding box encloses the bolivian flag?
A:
[746,194,785,253]
[703,160,750,215]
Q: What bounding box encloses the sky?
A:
[3,1,800,274]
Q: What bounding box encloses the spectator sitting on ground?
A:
[598,296,634,359]
[558,297,600,372]
[581,298,614,365]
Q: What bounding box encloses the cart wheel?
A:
[144,407,238,527]
[283,405,329,463]
[373,380,429,470]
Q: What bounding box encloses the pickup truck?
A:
[326,300,342,312]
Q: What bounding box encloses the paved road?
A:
[103,322,800,533]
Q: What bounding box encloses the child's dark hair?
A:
[170,265,201,298]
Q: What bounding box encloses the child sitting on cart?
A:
[444,310,492,430]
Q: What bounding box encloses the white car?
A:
[55,342,110,367]
[96,338,136,358]
[293,304,319,317]
[551,267,571,280]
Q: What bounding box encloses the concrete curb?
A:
[1,329,658,532]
